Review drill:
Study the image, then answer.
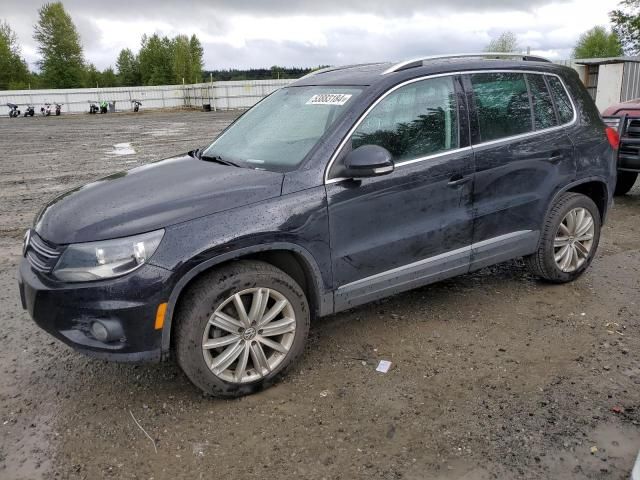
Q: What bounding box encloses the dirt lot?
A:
[0,110,639,480]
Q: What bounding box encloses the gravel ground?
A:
[0,110,639,480]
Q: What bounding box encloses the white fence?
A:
[0,79,293,116]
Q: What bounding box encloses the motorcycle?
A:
[100,101,108,114]
[132,100,142,112]
[7,103,20,118]
[55,103,62,116]
[40,103,52,116]
[89,101,99,114]
[23,106,35,117]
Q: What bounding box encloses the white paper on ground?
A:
[376,360,392,373]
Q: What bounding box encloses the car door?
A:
[463,71,576,271]
[325,75,476,311]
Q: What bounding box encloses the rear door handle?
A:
[448,175,471,187]
[547,151,565,163]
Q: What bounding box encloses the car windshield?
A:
[202,86,363,172]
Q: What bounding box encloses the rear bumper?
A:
[18,258,173,362]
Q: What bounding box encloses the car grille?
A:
[26,232,63,273]
[620,118,640,162]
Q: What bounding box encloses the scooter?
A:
[132,100,142,112]
[7,103,20,118]
[99,101,108,114]
[23,106,35,117]
[55,103,62,116]
[40,103,52,116]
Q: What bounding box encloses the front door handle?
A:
[448,175,471,187]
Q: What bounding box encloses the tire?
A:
[174,260,310,398]
[525,192,601,283]
[614,171,638,196]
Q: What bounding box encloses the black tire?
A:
[525,192,601,283]
[174,260,310,398]
[614,171,638,196]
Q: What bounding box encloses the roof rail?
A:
[382,53,551,75]
[299,62,388,80]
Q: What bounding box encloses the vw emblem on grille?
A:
[23,229,31,257]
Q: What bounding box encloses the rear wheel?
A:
[175,260,310,397]
[614,171,638,196]
[526,192,601,283]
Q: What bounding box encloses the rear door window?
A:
[546,76,575,124]
[527,74,558,130]
[470,72,533,143]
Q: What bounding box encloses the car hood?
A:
[35,153,284,245]
[602,98,640,117]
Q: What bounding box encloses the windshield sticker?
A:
[306,94,353,106]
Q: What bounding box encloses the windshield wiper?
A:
[195,148,241,167]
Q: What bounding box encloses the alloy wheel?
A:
[202,288,296,383]
[553,207,595,273]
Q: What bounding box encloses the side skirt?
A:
[333,230,539,313]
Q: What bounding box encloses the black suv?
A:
[19,53,617,397]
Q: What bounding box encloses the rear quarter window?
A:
[527,74,557,130]
[546,76,575,124]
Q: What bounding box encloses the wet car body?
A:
[19,56,615,363]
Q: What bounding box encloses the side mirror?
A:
[343,145,394,178]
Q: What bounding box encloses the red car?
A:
[603,100,640,195]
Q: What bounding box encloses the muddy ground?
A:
[0,110,639,480]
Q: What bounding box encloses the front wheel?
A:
[175,261,310,397]
[615,171,638,196]
[526,192,601,283]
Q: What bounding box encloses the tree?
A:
[573,26,624,58]
[100,66,117,87]
[189,35,203,83]
[0,20,30,89]
[84,63,100,87]
[610,0,640,54]
[139,34,174,85]
[116,48,141,86]
[172,34,192,84]
[484,31,520,53]
[33,2,85,88]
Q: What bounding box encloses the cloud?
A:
[0,0,619,71]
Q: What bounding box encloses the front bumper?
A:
[18,258,173,362]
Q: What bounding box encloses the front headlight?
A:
[53,229,164,282]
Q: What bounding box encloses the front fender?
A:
[158,241,332,356]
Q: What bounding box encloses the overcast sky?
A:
[1,0,621,71]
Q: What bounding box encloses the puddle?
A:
[107,143,136,156]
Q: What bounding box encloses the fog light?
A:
[90,319,124,343]
[91,321,109,342]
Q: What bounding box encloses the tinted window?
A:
[471,72,532,142]
[527,74,557,130]
[350,76,458,162]
[547,76,574,124]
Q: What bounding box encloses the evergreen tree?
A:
[100,66,117,87]
[33,2,85,88]
[573,26,624,58]
[116,48,141,86]
[84,63,100,87]
[0,20,30,89]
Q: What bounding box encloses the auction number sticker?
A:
[306,93,352,105]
